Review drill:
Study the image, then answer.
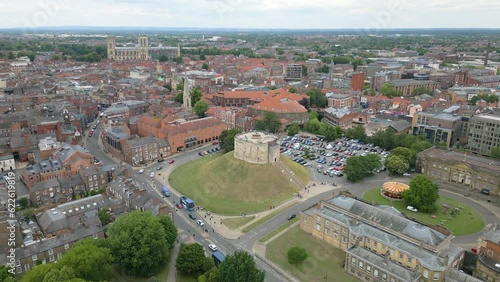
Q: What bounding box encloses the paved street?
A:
[85,123,500,281]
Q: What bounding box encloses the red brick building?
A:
[351,72,365,92]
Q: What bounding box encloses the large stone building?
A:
[107,36,180,61]
[475,224,500,282]
[389,79,439,96]
[467,114,500,157]
[416,147,500,196]
[234,131,279,164]
[300,193,465,282]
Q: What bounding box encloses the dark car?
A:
[156,166,163,171]
[480,189,490,195]
[287,214,296,220]
[188,213,196,220]
[157,158,165,162]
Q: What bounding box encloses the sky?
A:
[1,0,500,30]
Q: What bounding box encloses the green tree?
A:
[287,247,308,265]
[193,100,209,118]
[159,55,168,62]
[23,207,35,220]
[147,277,161,282]
[200,54,206,60]
[191,86,203,106]
[344,154,380,182]
[402,175,440,213]
[410,140,432,153]
[309,110,319,120]
[174,92,183,104]
[176,243,206,276]
[52,54,61,60]
[345,125,367,142]
[42,266,77,282]
[108,211,170,277]
[276,48,284,55]
[217,251,265,282]
[491,147,500,159]
[390,147,415,167]
[158,215,178,250]
[21,264,57,282]
[384,155,409,175]
[287,123,300,136]
[0,265,15,282]
[19,197,29,209]
[220,128,241,152]
[202,63,209,70]
[173,56,183,64]
[289,88,298,94]
[316,65,330,73]
[256,112,281,133]
[57,239,113,281]
[325,125,342,142]
[255,120,266,131]
[379,83,399,98]
[98,208,111,225]
[7,51,15,60]
[306,88,327,108]
[369,128,397,150]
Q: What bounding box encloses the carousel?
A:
[382,181,409,200]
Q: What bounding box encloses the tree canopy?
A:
[491,147,500,159]
[108,211,170,277]
[217,251,265,282]
[345,125,367,142]
[255,112,281,133]
[470,94,499,105]
[384,155,409,175]
[379,83,402,98]
[287,247,308,265]
[306,88,327,108]
[402,175,440,213]
[158,215,178,250]
[175,243,207,276]
[344,154,381,182]
[220,128,241,152]
[193,100,209,118]
[190,86,203,107]
[287,123,300,136]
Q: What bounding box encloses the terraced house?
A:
[300,193,466,282]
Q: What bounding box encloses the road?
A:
[85,123,499,281]
[84,123,287,282]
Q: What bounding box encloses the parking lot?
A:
[280,134,390,183]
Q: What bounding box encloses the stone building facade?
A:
[416,147,500,196]
[234,131,279,164]
[300,193,464,282]
[107,36,180,61]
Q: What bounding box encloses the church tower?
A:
[107,36,116,60]
[182,75,192,110]
[171,69,178,90]
[137,36,150,60]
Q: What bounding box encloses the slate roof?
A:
[389,120,411,132]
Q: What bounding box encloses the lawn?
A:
[176,272,197,282]
[363,188,484,236]
[259,217,298,243]
[242,202,299,233]
[169,152,299,215]
[223,216,256,230]
[111,261,169,282]
[266,225,358,282]
[281,156,311,185]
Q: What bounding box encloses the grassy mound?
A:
[169,152,300,215]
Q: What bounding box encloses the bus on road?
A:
[212,251,225,267]
[179,195,195,211]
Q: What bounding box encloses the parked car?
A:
[168,159,175,164]
[208,244,218,252]
[196,220,205,227]
[407,206,418,212]
[212,141,219,145]
[157,158,165,162]
[480,189,490,195]
[188,213,196,220]
[156,166,163,171]
[287,214,296,220]
[138,169,145,174]
[403,173,411,176]
[150,172,154,177]
[175,203,183,209]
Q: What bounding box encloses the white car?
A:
[138,169,145,174]
[208,244,218,252]
[196,220,205,227]
[403,173,411,176]
[150,172,154,178]
[407,206,418,212]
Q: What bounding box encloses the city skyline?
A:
[2,0,500,30]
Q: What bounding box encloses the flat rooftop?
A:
[235,131,277,144]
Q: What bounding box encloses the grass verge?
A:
[222,216,256,230]
[363,187,484,236]
[242,202,298,233]
[259,217,298,243]
[281,156,310,185]
[266,225,358,282]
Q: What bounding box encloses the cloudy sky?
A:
[1,0,499,29]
